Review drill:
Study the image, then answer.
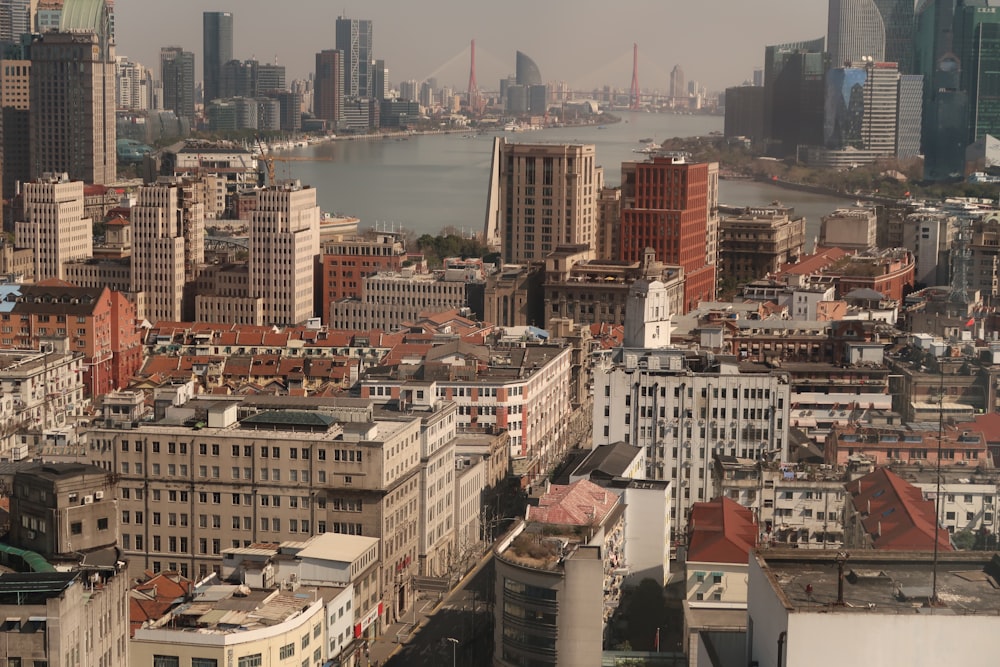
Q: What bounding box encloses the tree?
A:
[953,529,975,550]
[623,578,667,651]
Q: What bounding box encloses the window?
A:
[191,660,218,667]
[153,656,179,667]
[97,518,108,531]
[70,522,82,535]
[237,656,262,667]
[713,574,722,584]
[279,644,295,660]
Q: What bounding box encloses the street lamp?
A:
[446,637,459,667]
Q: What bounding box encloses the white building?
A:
[329,270,469,332]
[15,175,93,281]
[819,206,877,251]
[115,55,151,111]
[748,551,1000,667]
[592,348,790,534]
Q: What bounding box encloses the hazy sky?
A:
[115,1,828,93]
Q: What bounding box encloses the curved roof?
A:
[59,0,109,32]
[516,51,542,86]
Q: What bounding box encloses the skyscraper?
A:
[203,11,233,104]
[372,58,387,101]
[0,0,36,43]
[669,64,685,99]
[314,49,343,126]
[875,0,915,73]
[335,16,372,99]
[827,0,886,67]
[160,46,195,123]
[954,1,1000,143]
[30,25,116,184]
[515,50,541,86]
[915,0,966,179]
[0,57,30,202]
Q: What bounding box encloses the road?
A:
[385,556,495,667]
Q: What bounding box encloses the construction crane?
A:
[254,137,332,186]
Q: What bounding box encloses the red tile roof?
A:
[526,479,619,526]
[846,467,953,552]
[687,497,757,564]
[775,247,850,278]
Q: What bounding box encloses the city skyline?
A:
[115,0,828,94]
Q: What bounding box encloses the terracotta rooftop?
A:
[688,497,757,564]
[846,467,953,552]
[526,479,619,526]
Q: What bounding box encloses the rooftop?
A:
[295,533,378,564]
[688,497,758,564]
[757,551,1000,615]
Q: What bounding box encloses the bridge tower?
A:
[467,39,482,114]
[629,43,640,110]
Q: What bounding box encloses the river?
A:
[283,111,853,246]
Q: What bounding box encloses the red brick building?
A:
[8,283,142,396]
[320,231,409,323]
[619,155,717,312]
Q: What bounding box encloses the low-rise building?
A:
[331,269,471,331]
[844,467,953,551]
[718,204,805,286]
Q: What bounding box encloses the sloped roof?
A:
[687,497,757,564]
[571,442,641,480]
[526,479,619,526]
[846,467,953,552]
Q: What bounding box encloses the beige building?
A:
[0,58,31,202]
[130,179,205,323]
[330,270,468,331]
[819,206,878,251]
[719,204,806,286]
[15,176,93,281]
[250,184,320,325]
[88,393,426,625]
[30,29,116,185]
[497,140,603,264]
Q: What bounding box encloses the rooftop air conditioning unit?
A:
[83,495,94,504]
[94,491,104,500]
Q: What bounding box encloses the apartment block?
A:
[320,231,407,323]
[88,393,431,626]
[15,175,93,281]
[718,204,806,286]
[330,270,469,331]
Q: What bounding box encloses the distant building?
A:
[719,204,806,285]
[620,154,718,312]
[336,16,373,99]
[159,47,195,123]
[0,58,30,202]
[15,175,93,281]
[763,38,827,157]
[320,231,407,323]
[723,85,765,147]
[515,50,541,86]
[202,11,233,104]
[819,206,877,251]
[314,49,343,126]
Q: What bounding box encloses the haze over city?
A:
[115,0,828,92]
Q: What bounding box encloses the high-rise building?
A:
[619,154,719,313]
[915,0,966,179]
[763,38,826,155]
[30,27,116,184]
[160,46,195,122]
[115,55,151,111]
[954,2,1000,143]
[875,0,915,73]
[202,11,233,104]
[372,58,387,101]
[130,180,204,323]
[336,15,373,98]
[896,73,924,159]
[0,57,30,202]
[495,139,603,264]
[257,62,285,92]
[827,0,886,67]
[515,50,541,86]
[249,183,320,325]
[314,49,343,126]
[669,64,685,100]
[0,0,35,43]
[14,175,93,281]
[399,79,418,102]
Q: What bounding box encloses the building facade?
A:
[718,205,806,286]
[335,16,372,99]
[15,175,92,281]
[202,11,233,104]
[315,49,343,127]
[159,46,195,123]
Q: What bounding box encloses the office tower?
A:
[372,58,387,101]
[875,0,915,73]
[763,38,825,149]
[753,68,764,87]
[896,74,923,159]
[160,46,195,122]
[528,84,547,114]
[221,58,256,98]
[130,180,204,323]
[0,57,29,202]
[202,11,233,104]
[824,66,868,149]
[116,56,151,111]
[496,139,602,265]
[249,183,320,325]
[515,50,541,86]
[669,64,685,99]
[861,62,900,155]
[767,49,829,157]
[954,2,1000,143]
[15,175,93,281]
[257,62,285,92]
[724,85,766,146]
[915,0,967,179]
[419,80,433,107]
[620,154,718,313]
[827,0,886,67]
[30,28,116,184]
[335,15,373,98]
[314,49,343,125]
